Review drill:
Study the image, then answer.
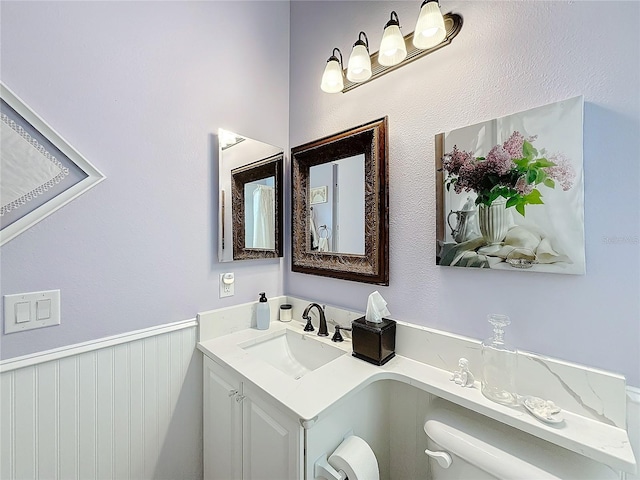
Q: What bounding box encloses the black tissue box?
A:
[351,317,396,366]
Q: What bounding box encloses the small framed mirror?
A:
[291,117,389,285]
[218,129,283,262]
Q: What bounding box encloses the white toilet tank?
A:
[424,400,618,480]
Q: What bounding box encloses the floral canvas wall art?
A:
[435,97,585,274]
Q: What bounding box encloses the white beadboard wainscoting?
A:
[0,319,203,480]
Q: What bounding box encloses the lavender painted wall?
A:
[2,1,638,389]
[288,1,640,386]
[0,1,289,359]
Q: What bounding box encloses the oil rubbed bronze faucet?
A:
[302,303,329,337]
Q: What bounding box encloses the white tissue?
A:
[365,291,390,323]
[328,436,380,480]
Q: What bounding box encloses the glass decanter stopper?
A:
[481,314,518,405]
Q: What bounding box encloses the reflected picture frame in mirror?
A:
[218,129,284,262]
[291,117,389,285]
[231,154,283,260]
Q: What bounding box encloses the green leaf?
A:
[532,158,556,168]
[516,203,526,216]
[497,187,512,199]
[513,158,529,170]
[505,196,520,209]
[543,178,555,188]
[523,141,538,160]
[524,188,544,205]
[535,169,547,184]
[526,169,537,184]
[487,175,500,187]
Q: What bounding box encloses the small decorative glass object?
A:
[481,314,518,405]
[506,248,537,269]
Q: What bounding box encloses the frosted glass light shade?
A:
[321,59,344,93]
[219,129,239,149]
[413,0,447,50]
[378,24,407,66]
[347,44,372,82]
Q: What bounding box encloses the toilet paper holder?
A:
[314,430,353,480]
[314,454,347,480]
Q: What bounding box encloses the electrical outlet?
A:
[220,273,234,298]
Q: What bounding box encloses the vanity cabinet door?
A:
[241,385,303,480]
[203,356,243,480]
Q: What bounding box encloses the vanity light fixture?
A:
[320,1,462,93]
[346,32,372,82]
[219,129,245,150]
[320,48,345,93]
[378,11,407,67]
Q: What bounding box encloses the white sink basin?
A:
[241,329,345,380]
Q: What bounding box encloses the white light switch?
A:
[37,299,52,320]
[4,290,60,334]
[15,302,30,323]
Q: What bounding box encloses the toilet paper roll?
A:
[328,435,379,480]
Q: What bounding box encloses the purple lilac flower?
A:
[545,153,575,191]
[515,176,533,195]
[502,131,525,159]
[454,161,477,193]
[448,144,517,194]
[485,145,514,175]
[442,145,473,176]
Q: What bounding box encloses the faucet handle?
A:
[303,316,314,332]
[331,325,352,342]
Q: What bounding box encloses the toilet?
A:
[423,400,618,480]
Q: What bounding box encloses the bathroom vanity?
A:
[203,355,302,479]
[197,297,637,480]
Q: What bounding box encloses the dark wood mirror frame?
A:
[231,153,283,260]
[291,117,389,285]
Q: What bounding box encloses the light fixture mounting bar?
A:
[341,12,462,93]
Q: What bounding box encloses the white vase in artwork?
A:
[478,197,508,254]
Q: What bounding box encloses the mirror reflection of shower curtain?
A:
[252,185,275,249]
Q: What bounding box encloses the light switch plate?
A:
[4,290,60,334]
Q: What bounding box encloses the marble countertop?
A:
[197,319,637,474]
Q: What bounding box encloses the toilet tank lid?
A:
[424,401,618,480]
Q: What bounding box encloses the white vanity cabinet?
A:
[204,355,243,479]
[203,356,303,480]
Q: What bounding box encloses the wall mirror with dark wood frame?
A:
[291,117,389,285]
[218,129,283,262]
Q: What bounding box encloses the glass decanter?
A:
[481,314,518,405]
